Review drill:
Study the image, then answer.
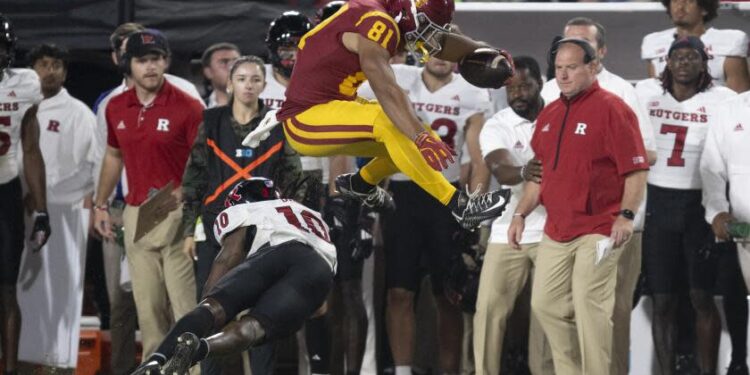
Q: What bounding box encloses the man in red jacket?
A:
[508,38,649,375]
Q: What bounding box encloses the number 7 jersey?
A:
[213,199,337,271]
[635,78,736,190]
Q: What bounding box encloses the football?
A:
[458,48,514,89]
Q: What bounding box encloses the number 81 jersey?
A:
[213,199,337,271]
[635,78,736,190]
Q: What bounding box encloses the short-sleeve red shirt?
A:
[106,80,203,206]
[531,81,649,242]
[278,0,401,120]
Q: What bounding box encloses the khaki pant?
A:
[531,234,626,375]
[473,243,554,375]
[102,204,138,374]
[611,232,642,375]
[123,204,197,358]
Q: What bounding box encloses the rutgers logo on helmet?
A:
[266,11,313,79]
[225,177,281,208]
[386,0,454,61]
[0,14,17,72]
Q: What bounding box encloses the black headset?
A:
[549,37,597,65]
[118,51,131,76]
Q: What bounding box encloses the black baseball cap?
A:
[125,29,170,58]
[668,36,708,61]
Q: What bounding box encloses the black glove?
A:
[30,210,51,251]
[350,206,376,262]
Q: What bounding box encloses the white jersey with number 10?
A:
[213,199,337,271]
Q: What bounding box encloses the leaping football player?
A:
[244,0,514,229]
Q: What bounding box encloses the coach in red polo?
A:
[93,29,203,359]
[508,38,649,375]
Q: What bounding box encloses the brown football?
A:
[458,48,514,89]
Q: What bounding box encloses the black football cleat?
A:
[452,188,511,230]
[160,332,199,375]
[334,173,395,212]
[130,360,161,375]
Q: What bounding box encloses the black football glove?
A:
[30,210,51,251]
[350,206,376,262]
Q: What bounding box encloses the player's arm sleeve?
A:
[355,12,400,56]
[605,101,650,175]
[105,104,120,149]
[623,85,656,152]
[700,116,730,224]
[728,31,749,57]
[479,117,512,159]
[181,122,209,238]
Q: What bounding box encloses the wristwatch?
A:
[618,209,635,220]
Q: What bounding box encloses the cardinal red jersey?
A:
[277,0,401,121]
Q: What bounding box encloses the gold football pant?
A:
[282,99,457,205]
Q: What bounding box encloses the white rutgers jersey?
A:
[0,68,43,184]
[641,27,749,87]
[261,64,328,176]
[213,199,337,271]
[359,64,492,182]
[636,78,736,189]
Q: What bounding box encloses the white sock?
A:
[395,365,411,375]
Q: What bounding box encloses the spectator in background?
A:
[17,43,97,371]
[181,56,307,375]
[475,56,554,375]
[92,30,204,360]
[0,13,49,375]
[510,38,649,375]
[701,91,750,375]
[642,0,750,92]
[201,42,240,108]
[541,17,657,375]
[635,36,737,375]
[92,22,204,375]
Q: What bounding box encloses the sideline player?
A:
[0,14,50,375]
[245,0,513,229]
[636,36,737,375]
[131,177,336,375]
[361,55,491,374]
[641,0,750,92]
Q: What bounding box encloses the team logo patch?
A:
[116,120,126,130]
[235,149,254,158]
[632,156,645,165]
[735,123,744,132]
[574,122,587,135]
[514,141,524,150]
[451,95,460,101]
[649,101,659,107]
[696,106,706,113]
[541,123,550,132]
[141,34,155,44]
[7,91,15,97]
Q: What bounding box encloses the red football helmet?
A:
[386,0,454,60]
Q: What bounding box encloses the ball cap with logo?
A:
[125,29,170,58]
[668,36,708,61]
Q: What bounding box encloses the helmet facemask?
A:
[404,13,450,63]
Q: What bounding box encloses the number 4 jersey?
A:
[213,199,337,271]
[635,78,736,190]
[0,68,43,184]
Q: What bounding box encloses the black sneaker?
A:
[452,188,511,230]
[334,173,395,212]
[161,332,199,375]
[130,360,161,375]
[727,361,750,375]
